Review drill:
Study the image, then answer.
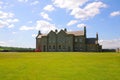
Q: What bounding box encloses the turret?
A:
[96,32,98,44]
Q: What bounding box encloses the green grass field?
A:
[0,52,120,80]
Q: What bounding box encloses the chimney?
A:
[84,26,86,37]
[64,28,67,32]
[55,29,58,33]
[96,32,98,44]
[96,32,98,40]
[38,30,41,35]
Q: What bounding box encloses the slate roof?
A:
[37,30,85,38]
[67,31,84,36]
[37,34,47,38]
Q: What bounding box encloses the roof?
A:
[37,34,47,38]
[36,30,85,38]
[67,31,84,36]
[86,38,97,44]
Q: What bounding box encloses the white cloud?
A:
[18,0,28,2]
[67,20,78,26]
[35,20,57,33]
[19,20,58,33]
[30,1,39,5]
[0,20,8,28]
[20,26,34,30]
[0,41,8,46]
[32,34,37,38]
[110,11,120,17]
[0,11,14,19]
[53,0,88,10]
[53,0,107,20]
[6,19,19,23]
[40,12,52,21]
[0,41,6,45]
[0,11,19,28]
[43,5,55,11]
[0,19,19,28]
[99,39,120,49]
[70,1,107,20]
[77,23,86,28]
[8,24,15,28]
[12,32,17,34]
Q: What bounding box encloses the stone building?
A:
[36,27,102,52]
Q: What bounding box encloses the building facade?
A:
[36,27,102,52]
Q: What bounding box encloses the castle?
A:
[36,27,102,52]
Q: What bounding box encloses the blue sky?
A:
[0,0,120,49]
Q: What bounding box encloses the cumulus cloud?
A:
[19,26,34,30]
[0,11,19,28]
[67,20,78,26]
[43,5,55,11]
[77,23,86,28]
[70,1,107,20]
[18,0,28,2]
[0,11,14,19]
[35,20,57,33]
[52,0,107,20]
[19,20,58,33]
[0,20,8,28]
[40,12,52,21]
[1,19,19,28]
[8,24,15,28]
[110,11,120,17]
[99,39,120,49]
[0,41,8,46]
[6,19,19,23]
[53,0,88,10]
[30,1,39,5]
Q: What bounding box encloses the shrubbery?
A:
[0,46,34,52]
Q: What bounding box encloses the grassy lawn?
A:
[0,52,120,80]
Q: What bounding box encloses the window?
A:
[43,45,46,51]
[49,40,51,43]
[53,45,55,49]
[52,40,55,43]
[49,45,51,49]
[79,38,82,42]
[63,46,65,49]
[59,45,61,49]
[75,38,78,42]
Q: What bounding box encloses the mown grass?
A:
[0,52,120,80]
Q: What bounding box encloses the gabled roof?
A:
[67,31,84,36]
